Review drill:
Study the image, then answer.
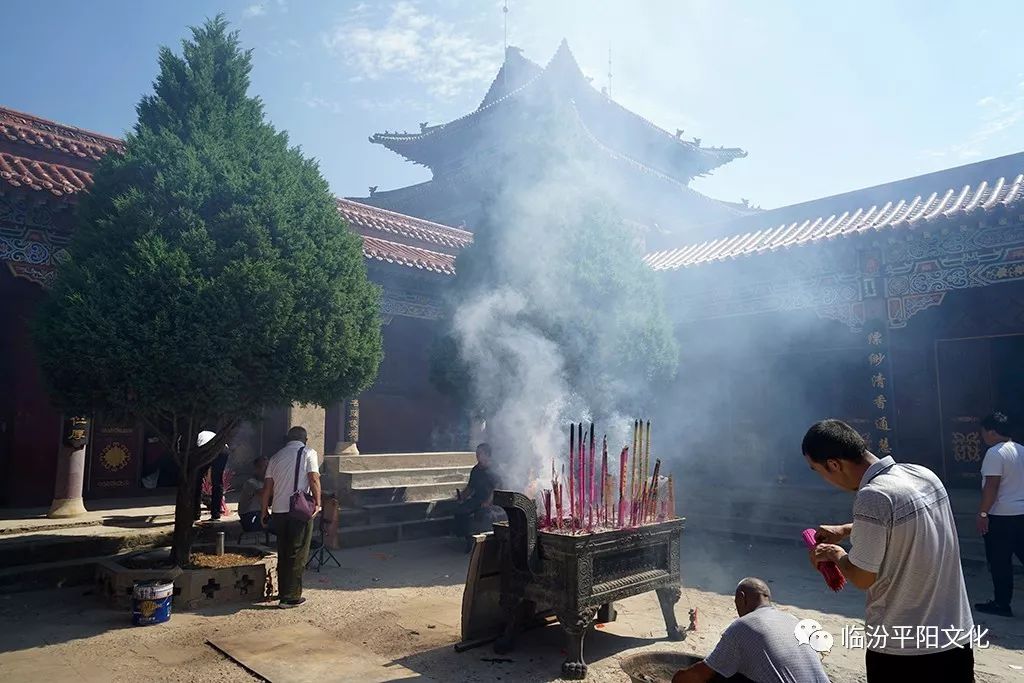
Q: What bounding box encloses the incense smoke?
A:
[444,141,665,493]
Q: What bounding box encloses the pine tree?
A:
[34,17,382,566]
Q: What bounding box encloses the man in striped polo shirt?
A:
[802,419,975,682]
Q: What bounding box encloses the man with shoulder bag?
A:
[261,426,321,608]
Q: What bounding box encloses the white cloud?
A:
[242,3,266,18]
[298,82,344,115]
[322,1,501,99]
[926,83,1024,161]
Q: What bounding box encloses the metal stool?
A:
[305,513,340,572]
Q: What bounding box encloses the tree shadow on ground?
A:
[392,620,695,683]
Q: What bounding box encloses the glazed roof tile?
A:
[0,106,123,161]
[361,235,456,275]
[336,197,472,252]
[644,158,1024,271]
[0,104,468,276]
[0,152,93,196]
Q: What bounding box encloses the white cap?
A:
[197,430,216,447]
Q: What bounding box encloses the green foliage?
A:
[34,16,382,448]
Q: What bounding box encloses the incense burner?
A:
[491,490,685,679]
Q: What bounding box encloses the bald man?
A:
[673,578,830,683]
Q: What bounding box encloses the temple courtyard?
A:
[0,535,1020,683]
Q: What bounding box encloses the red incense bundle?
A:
[600,436,608,524]
[667,474,675,519]
[578,423,585,523]
[647,459,662,523]
[543,489,552,528]
[801,528,846,591]
[568,426,575,528]
[588,424,595,530]
[556,467,564,529]
[617,446,627,528]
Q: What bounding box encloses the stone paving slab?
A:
[208,622,430,682]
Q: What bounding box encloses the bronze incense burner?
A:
[491,490,685,679]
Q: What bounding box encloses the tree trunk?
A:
[170,463,196,567]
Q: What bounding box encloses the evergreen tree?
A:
[34,17,382,566]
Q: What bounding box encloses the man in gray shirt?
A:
[803,419,974,682]
[673,578,830,683]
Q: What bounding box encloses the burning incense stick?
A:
[600,435,608,524]
[630,420,638,500]
[667,474,675,520]
[618,446,627,529]
[579,423,585,521]
[557,465,564,529]
[543,489,552,528]
[568,425,575,527]
[644,420,651,501]
[647,459,662,523]
[588,423,595,529]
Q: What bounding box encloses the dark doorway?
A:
[937,334,1024,487]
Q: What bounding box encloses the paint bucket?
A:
[131,580,173,626]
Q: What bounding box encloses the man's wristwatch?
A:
[978,512,988,518]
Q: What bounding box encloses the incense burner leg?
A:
[494,597,532,654]
[656,585,686,641]
[558,607,597,680]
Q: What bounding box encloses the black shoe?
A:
[278,597,306,609]
[974,600,1013,617]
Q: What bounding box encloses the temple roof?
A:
[0,104,469,277]
[477,46,543,110]
[0,105,123,162]
[644,152,1024,271]
[369,40,746,183]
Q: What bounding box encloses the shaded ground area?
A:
[0,535,1021,682]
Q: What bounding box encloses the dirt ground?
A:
[0,535,1021,682]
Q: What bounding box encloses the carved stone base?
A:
[333,441,360,456]
[47,496,87,518]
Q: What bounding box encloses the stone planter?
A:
[96,544,278,610]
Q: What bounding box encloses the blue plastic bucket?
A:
[131,580,173,626]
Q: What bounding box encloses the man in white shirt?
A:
[261,426,321,608]
[802,419,974,682]
[976,411,1024,617]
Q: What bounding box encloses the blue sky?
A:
[3,1,1023,211]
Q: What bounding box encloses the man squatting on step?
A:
[261,426,320,608]
[804,419,975,682]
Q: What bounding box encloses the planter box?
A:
[95,545,278,610]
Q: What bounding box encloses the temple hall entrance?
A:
[936,334,1024,487]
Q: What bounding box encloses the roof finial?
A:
[503,0,509,53]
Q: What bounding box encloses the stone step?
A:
[326,451,476,472]
[360,499,460,524]
[0,554,108,594]
[348,482,462,506]
[0,524,174,570]
[338,517,454,549]
[338,466,472,489]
